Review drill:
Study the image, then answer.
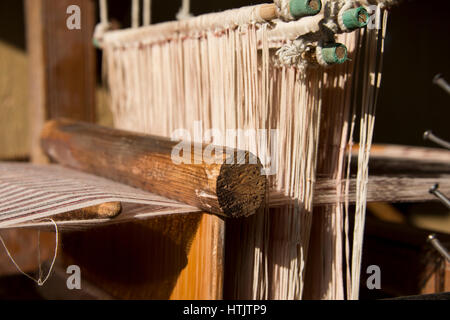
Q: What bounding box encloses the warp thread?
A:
[99,0,388,300]
[177,0,193,21]
[132,0,140,28]
[143,0,152,26]
[93,0,110,48]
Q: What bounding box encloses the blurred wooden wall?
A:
[25,0,97,163]
[0,1,29,160]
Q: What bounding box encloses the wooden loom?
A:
[2,0,446,299]
[3,120,446,299]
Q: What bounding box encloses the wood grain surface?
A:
[41,119,266,218]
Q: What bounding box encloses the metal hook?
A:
[429,184,450,210]
[423,131,450,150]
[427,234,450,262]
[433,74,450,96]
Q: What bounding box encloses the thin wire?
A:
[38,229,42,280]
[0,219,59,286]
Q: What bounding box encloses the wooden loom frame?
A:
[21,0,449,300]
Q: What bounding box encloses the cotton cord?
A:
[132,0,140,28]
[177,0,193,21]
[276,39,307,66]
[143,0,152,26]
[274,0,294,21]
[94,0,110,48]
[100,0,108,25]
[103,4,270,47]
[315,41,328,66]
[347,4,388,299]
[358,0,396,9]
[0,219,59,286]
[322,0,342,33]
[276,34,319,70]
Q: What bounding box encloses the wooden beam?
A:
[314,175,450,205]
[41,119,266,218]
[25,0,96,164]
[354,144,450,175]
[41,120,448,211]
[267,175,450,206]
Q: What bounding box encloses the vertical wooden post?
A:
[170,214,225,300]
[8,0,97,288]
[25,0,96,163]
[60,213,225,299]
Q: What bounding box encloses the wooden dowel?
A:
[40,119,266,218]
[259,3,279,21]
[52,202,122,222]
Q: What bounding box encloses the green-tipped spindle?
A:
[290,0,322,19]
[321,43,348,65]
[342,7,369,30]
